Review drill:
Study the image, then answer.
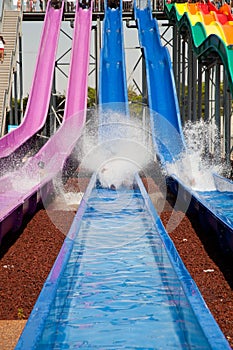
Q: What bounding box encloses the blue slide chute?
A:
[99,0,128,108]
[134,2,185,163]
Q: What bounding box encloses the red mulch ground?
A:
[0,178,232,348]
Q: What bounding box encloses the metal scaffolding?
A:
[171,22,233,165]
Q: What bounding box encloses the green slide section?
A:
[165,2,233,94]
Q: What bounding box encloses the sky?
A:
[21,18,143,98]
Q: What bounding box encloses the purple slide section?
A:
[0,4,93,243]
[0,0,64,158]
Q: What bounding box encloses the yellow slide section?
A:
[174,2,233,46]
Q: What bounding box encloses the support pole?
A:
[187,36,192,121]
[14,71,18,125]
[19,35,23,122]
[204,67,210,122]
[181,38,186,123]
[223,73,231,164]
[197,60,202,120]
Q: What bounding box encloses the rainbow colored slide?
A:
[165,1,233,94]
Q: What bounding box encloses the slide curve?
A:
[166,2,233,95]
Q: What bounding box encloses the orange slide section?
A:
[189,1,233,45]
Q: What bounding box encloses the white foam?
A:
[166,120,223,191]
[78,110,154,189]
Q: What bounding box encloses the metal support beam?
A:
[215,63,221,133]
[14,71,18,124]
[192,53,197,122]
[187,37,192,121]
[19,35,23,123]
[142,55,147,105]
[95,19,102,104]
[204,68,210,122]
[177,30,181,104]
[181,39,186,123]
[9,90,13,126]
[197,60,202,120]
[172,25,178,88]
[223,72,231,164]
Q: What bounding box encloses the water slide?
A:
[134,2,185,164]
[134,2,233,253]
[166,2,233,94]
[99,0,129,109]
[0,2,93,243]
[165,1,233,193]
[0,0,64,163]
[15,174,230,349]
[16,1,230,348]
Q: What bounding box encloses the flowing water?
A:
[35,187,213,349]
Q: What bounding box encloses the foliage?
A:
[17,307,25,320]
[128,85,142,103]
[87,86,96,108]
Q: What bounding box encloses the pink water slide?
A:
[0,0,64,158]
[64,3,93,121]
[0,3,93,242]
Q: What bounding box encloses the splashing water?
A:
[98,158,139,189]
[77,108,154,189]
[41,105,156,237]
[166,120,223,191]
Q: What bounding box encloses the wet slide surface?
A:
[134,5,184,163]
[0,0,64,159]
[16,176,229,349]
[99,3,128,105]
[0,3,92,241]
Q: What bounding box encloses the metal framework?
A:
[171,24,233,165]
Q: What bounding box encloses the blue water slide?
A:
[99,0,128,108]
[134,2,233,254]
[134,2,185,163]
[14,173,231,349]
